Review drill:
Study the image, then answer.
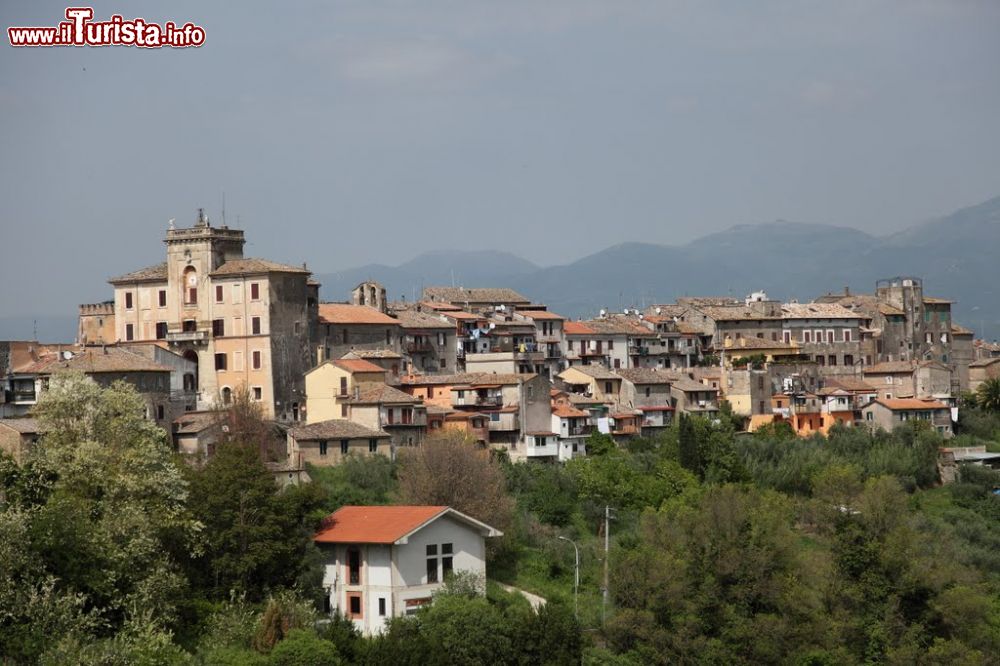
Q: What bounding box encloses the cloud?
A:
[295,36,517,92]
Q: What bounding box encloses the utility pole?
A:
[602,505,612,625]
[558,536,580,619]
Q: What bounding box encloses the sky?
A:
[2,0,1000,324]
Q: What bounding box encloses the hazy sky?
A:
[2,0,1000,320]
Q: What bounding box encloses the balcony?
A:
[526,441,559,458]
[628,345,650,356]
[567,425,591,437]
[385,415,428,427]
[545,346,562,359]
[452,394,502,408]
[406,341,433,354]
[579,348,606,357]
[612,424,639,435]
[512,349,544,361]
[166,330,208,344]
[10,389,36,404]
[488,413,519,431]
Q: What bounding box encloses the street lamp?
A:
[558,536,580,619]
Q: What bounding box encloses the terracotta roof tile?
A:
[874,398,949,410]
[319,303,400,325]
[392,310,455,329]
[423,287,530,304]
[210,258,310,277]
[348,385,419,405]
[553,405,589,418]
[614,368,674,384]
[781,303,864,320]
[333,359,388,374]
[108,262,168,284]
[290,419,390,441]
[28,348,171,374]
[314,505,447,544]
[561,365,619,380]
[564,321,597,335]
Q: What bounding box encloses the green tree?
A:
[268,629,341,666]
[0,372,199,662]
[676,414,701,476]
[975,377,1000,412]
[186,441,324,600]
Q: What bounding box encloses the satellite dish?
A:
[62,351,73,360]
[623,308,629,314]
[638,314,644,320]
[489,322,496,329]
[655,307,662,315]
[599,309,606,317]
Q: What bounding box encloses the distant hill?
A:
[8,197,998,342]
[319,196,1000,339]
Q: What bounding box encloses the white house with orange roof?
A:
[314,505,502,635]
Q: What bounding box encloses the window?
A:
[215,353,227,371]
[340,377,348,396]
[183,319,197,332]
[826,330,835,343]
[843,329,852,342]
[828,355,837,366]
[156,405,165,420]
[342,329,348,344]
[608,339,614,350]
[369,438,378,453]
[379,598,386,617]
[252,386,262,400]
[386,330,391,345]
[155,322,167,339]
[771,332,778,341]
[645,387,651,397]
[251,317,261,335]
[803,331,811,343]
[294,321,302,335]
[426,544,438,583]
[252,350,262,370]
[925,332,933,344]
[347,594,362,619]
[440,358,447,369]
[347,547,361,585]
[341,404,348,418]
[250,282,260,300]
[158,290,167,307]
[783,331,791,343]
[125,323,134,341]
[319,440,328,456]
[232,284,241,304]
[184,268,198,305]
[125,292,133,309]
[215,285,224,303]
[341,439,349,454]
[568,340,574,350]
[604,381,612,394]
[212,318,225,337]
[442,543,453,578]
[816,355,825,366]
[844,354,854,366]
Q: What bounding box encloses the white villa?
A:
[313,505,503,635]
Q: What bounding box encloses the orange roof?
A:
[553,405,588,418]
[875,398,949,410]
[519,310,565,321]
[314,505,502,543]
[333,359,387,374]
[564,321,596,335]
[441,310,483,321]
[319,303,400,325]
[315,505,447,544]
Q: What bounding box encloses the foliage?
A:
[1,372,198,662]
[974,377,1000,412]
[397,430,514,532]
[185,440,325,601]
[268,628,341,666]
[307,454,396,510]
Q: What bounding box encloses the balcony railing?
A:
[545,347,562,359]
[10,390,36,403]
[612,424,639,435]
[567,425,591,436]
[166,330,208,344]
[406,342,433,353]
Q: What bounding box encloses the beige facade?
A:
[304,360,387,424]
[103,213,316,421]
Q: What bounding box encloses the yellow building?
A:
[304,358,387,424]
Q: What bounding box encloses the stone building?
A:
[316,304,401,366]
[92,211,316,421]
[77,301,116,345]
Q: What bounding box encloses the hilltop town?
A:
[3,213,999,467]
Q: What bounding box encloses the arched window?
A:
[221,387,232,405]
[183,267,198,305]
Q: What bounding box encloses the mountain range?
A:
[6,196,998,343]
[315,195,1000,339]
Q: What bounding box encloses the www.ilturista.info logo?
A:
[8,7,205,48]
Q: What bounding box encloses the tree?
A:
[268,629,341,666]
[396,430,513,531]
[676,414,700,476]
[1,372,199,662]
[185,441,324,600]
[975,378,1000,412]
[215,386,286,462]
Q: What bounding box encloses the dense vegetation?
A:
[3,371,1000,664]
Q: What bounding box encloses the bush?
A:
[268,629,341,666]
